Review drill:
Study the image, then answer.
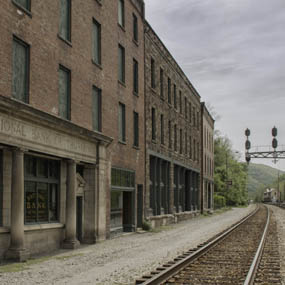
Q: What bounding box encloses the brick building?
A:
[0,0,144,261]
[200,102,214,213]
[144,22,202,227]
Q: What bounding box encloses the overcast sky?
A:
[144,0,285,171]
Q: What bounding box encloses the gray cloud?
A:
[144,0,285,170]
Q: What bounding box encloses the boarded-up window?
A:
[119,103,126,142]
[92,19,101,65]
[92,86,102,132]
[59,0,71,41]
[12,37,29,103]
[14,0,31,11]
[58,65,71,120]
[118,0,125,27]
[133,111,139,147]
[118,45,125,83]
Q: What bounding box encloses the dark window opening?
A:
[151,107,156,141]
[58,65,71,120]
[133,111,139,147]
[92,85,102,132]
[119,102,126,142]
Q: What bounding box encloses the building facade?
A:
[200,103,215,212]
[144,22,202,227]
[0,0,144,261]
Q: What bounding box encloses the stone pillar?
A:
[169,162,174,214]
[97,144,108,241]
[62,160,80,249]
[5,148,29,262]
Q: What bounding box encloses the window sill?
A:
[133,91,139,97]
[118,80,126,88]
[118,23,126,32]
[12,0,32,18]
[95,0,102,6]
[133,145,140,150]
[152,140,157,144]
[57,34,72,47]
[24,223,64,232]
[133,39,139,47]
[92,59,102,70]
[118,140,127,145]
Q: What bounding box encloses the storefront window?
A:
[111,168,135,188]
[24,155,59,224]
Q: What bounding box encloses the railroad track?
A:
[136,205,281,285]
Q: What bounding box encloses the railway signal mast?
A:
[245,127,285,202]
[245,126,285,163]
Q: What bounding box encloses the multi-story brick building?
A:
[144,22,202,227]
[0,0,144,261]
[200,103,215,212]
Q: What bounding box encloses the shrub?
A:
[214,194,226,209]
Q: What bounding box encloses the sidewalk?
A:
[0,205,255,285]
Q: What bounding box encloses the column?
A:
[5,148,29,261]
[96,144,109,241]
[62,159,80,249]
[169,162,174,214]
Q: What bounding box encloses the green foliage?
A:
[214,194,226,209]
[214,134,248,207]
[246,163,284,201]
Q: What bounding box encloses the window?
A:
[167,78,171,104]
[13,0,31,11]
[133,59,139,94]
[12,37,29,103]
[160,114,164,144]
[193,139,196,160]
[189,103,192,123]
[180,129,183,154]
[174,124,177,151]
[118,45,125,83]
[160,68,164,99]
[190,136,192,159]
[118,103,126,142]
[24,155,59,224]
[118,0,125,27]
[133,13,138,42]
[151,58,155,89]
[111,168,135,188]
[168,121,172,149]
[59,0,71,42]
[58,65,71,120]
[92,19,101,65]
[174,84,177,109]
[185,98,187,119]
[151,107,156,141]
[179,91,182,114]
[133,111,139,147]
[185,131,187,156]
[92,86,102,132]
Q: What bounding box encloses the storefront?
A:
[110,167,136,235]
[0,96,112,261]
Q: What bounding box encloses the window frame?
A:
[151,107,156,141]
[118,102,126,143]
[133,58,139,94]
[58,64,71,120]
[160,68,164,99]
[133,13,138,42]
[59,0,71,42]
[160,114,164,145]
[92,85,102,132]
[167,77,171,104]
[12,36,30,103]
[133,111,139,147]
[118,44,125,84]
[151,58,156,89]
[118,0,125,28]
[92,18,101,66]
[12,0,31,14]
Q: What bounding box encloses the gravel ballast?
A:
[0,205,265,285]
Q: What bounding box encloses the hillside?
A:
[247,163,284,199]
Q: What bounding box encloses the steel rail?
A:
[138,205,260,285]
[243,205,270,285]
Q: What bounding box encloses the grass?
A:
[0,253,85,273]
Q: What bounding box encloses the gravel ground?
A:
[0,205,256,285]
[268,205,285,285]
